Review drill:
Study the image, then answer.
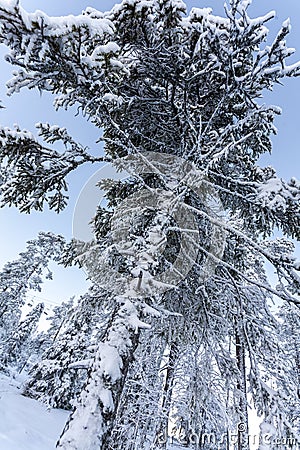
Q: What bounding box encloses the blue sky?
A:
[0,0,299,304]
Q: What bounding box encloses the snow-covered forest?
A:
[0,0,299,449]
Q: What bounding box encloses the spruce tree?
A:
[23,287,110,410]
[277,301,300,443]
[0,232,65,372]
[0,1,299,449]
[2,302,44,371]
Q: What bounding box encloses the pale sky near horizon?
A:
[0,0,299,305]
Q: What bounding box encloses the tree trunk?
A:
[56,300,142,450]
[235,328,249,450]
[153,341,178,449]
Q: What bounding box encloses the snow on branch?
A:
[0,123,108,212]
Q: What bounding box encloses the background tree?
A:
[0,232,65,372]
[2,302,44,371]
[23,287,112,410]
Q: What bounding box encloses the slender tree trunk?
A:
[235,328,249,450]
[229,270,250,450]
[295,348,300,399]
[56,299,142,450]
[291,321,300,399]
[152,341,178,449]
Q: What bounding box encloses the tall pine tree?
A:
[0,0,299,448]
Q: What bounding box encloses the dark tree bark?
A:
[153,341,178,449]
[235,328,249,450]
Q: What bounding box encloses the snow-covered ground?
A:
[0,373,191,450]
[0,374,190,450]
[0,374,68,450]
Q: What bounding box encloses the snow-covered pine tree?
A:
[18,296,78,377]
[34,296,76,357]
[0,0,299,448]
[23,287,111,410]
[0,232,64,372]
[277,300,300,442]
[2,302,44,371]
[107,327,168,450]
